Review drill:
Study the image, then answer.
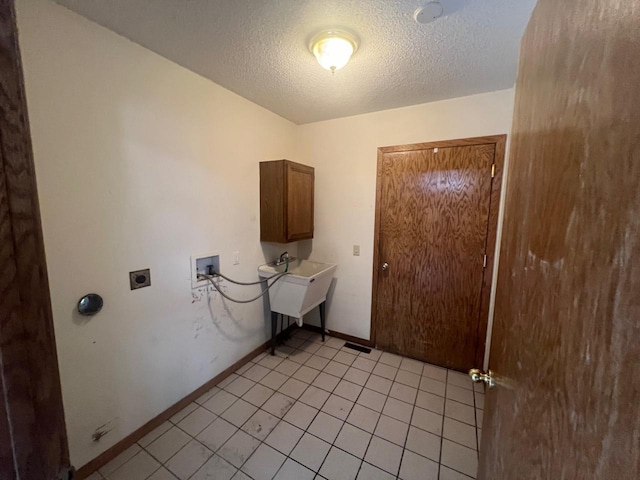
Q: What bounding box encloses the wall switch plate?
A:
[130,268,151,290]
[233,251,240,265]
[353,245,360,256]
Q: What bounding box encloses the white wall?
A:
[296,90,515,343]
[17,0,297,467]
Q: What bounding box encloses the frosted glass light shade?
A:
[309,29,359,73]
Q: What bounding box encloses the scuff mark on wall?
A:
[91,418,117,442]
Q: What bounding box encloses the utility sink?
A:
[258,260,337,325]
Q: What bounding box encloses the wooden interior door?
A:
[0,1,70,478]
[372,137,504,371]
[479,0,640,478]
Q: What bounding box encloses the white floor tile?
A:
[399,358,424,375]
[395,370,421,388]
[357,388,387,412]
[262,392,296,418]
[243,383,275,408]
[288,350,312,364]
[333,350,357,366]
[382,397,413,424]
[399,450,438,480]
[446,385,474,406]
[293,365,321,384]
[299,385,331,409]
[325,337,346,349]
[372,363,398,381]
[218,430,261,468]
[447,371,473,391]
[147,466,178,480]
[416,390,445,415]
[405,426,441,462]
[475,392,485,410]
[319,447,362,480]
[221,399,258,427]
[312,372,341,392]
[191,455,237,480]
[196,417,238,452]
[146,426,191,463]
[260,370,289,390]
[316,346,339,360]
[443,417,477,449]
[259,354,284,370]
[324,360,349,378]
[440,439,478,478]
[346,404,380,433]
[99,444,141,476]
[422,364,447,382]
[334,379,363,402]
[445,399,476,426]
[170,403,199,424]
[357,462,395,480]
[283,401,318,430]
[274,458,315,480]
[290,432,331,471]
[365,375,393,395]
[203,390,238,415]
[177,406,216,436]
[379,352,402,368]
[244,364,271,382]
[108,451,160,480]
[139,422,173,448]
[264,420,304,455]
[439,465,475,480]
[219,374,240,389]
[275,359,301,376]
[225,376,256,397]
[343,367,370,386]
[241,443,286,480]
[352,357,376,373]
[419,377,446,397]
[165,440,212,480]
[321,394,354,420]
[241,409,280,441]
[334,423,372,459]
[308,411,344,443]
[276,377,306,399]
[364,436,403,476]
[374,414,409,446]
[389,382,418,405]
[195,386,221,406]
[410,406,443,436]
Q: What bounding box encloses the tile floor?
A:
[88,328,484,480]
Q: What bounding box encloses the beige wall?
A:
[17,0,297,467]
[296,89,515,351]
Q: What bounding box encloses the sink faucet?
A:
[277,251,289,265]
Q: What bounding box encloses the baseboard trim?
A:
[75,325,295,479]
[301,324,374,348]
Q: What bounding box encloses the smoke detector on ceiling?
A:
[414,2,444,24]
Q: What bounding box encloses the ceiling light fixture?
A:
[309,29,359,74]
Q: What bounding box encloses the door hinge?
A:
[483,254,487,268]
[491,163,496,178]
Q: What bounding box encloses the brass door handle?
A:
[469,368,495,388]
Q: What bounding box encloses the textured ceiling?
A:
[53,0,537,124]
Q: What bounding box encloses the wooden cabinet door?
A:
[286,162,314,241]
[478,0,640,478]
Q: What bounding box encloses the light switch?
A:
[353,245,360,256]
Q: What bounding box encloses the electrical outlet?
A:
[353,245,360,256]
[233,251,240,265]
[130,268,151,290]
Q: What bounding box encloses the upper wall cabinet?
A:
[260,159,314,243]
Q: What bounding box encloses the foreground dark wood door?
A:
[479,0,640,478]
[0,1,70,478]
[373,137,504,371]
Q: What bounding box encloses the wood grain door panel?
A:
[479,0,640,478]
[286,162,314,241]
[375,144,495,371]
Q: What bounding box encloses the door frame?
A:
[0,1,71,478]
[370,134,506,368]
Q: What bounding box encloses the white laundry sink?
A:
[258,260,337,325]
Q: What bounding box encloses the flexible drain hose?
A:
[198,271,289,304]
